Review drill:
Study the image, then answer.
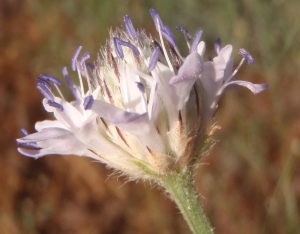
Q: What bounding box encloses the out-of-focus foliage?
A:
[1,0,299,233]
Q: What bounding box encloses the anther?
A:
[20,129,29,136]
[71,46,83,71]
[40,73,62,86]
[238,48,254,64]
[118,40,140,56]
[214,38,221,55]
[62,67,79,99]
[175,26,192,40]
[161,26,177,48]
[124,15,137,41]
[83,95,94,110]
[136,82,145,93]
[47,100,64,111]
[149,8,163,31]
[36,82,54,100]
[113,37,124,59]
[148,47,160,72]
[36,78,52,90]
[189,28,203,54]
[79,52,91,71]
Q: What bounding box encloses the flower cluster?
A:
[17,8,267,180]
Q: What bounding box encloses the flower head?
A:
[17,8,267,180]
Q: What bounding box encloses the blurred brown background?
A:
[1,0,300,233]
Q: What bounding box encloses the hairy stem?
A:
[160,169,214,234]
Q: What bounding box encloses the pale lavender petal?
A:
[169,52,203,110]
[219,45,233,63]
[35,120,66,131]
[169,52,203,85]
[222,80,268,94]
[18,128,69,142]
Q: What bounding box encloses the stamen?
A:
[40,74,62,86]
[16,141,40,149]
[47,100,64,111]
[161,26,177,48]
[149,8,163,31]
[117,40,140,56]
[39,74,65,100]
[20,129,29,136]
[83,95,94,110]
[124,15,137,41]
[136,82,145,93]
[175,26,192,40]
[238,48,254,64]
[189,28,203,54]
[214,38,221,55]
[79,52,91,71]
[155,16,174,73]
[36,78,52,90]
[148,47,160,72]
[71,46,83,71]
[85,62,95,71]
[36,82,54,100]
[175,25,192,48]
[62,67,80,99]
[113,37,124,59]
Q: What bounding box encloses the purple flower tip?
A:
[238,48,254,64]
[83,95,94,110]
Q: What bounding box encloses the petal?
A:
[169,52,203,110]
[221,80,268,94]
[35,120,66,131]
[219,45,232,63]
[18,128,69,142]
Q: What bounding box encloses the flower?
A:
[17,8,267,180]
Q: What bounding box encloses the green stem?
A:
[160,169,214,234]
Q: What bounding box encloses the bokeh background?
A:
[1,0,300,233]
